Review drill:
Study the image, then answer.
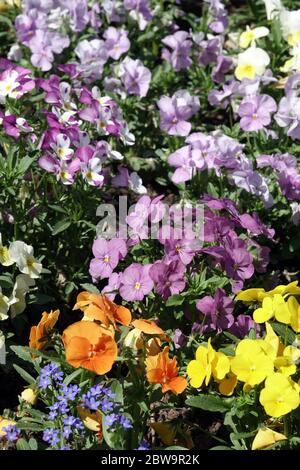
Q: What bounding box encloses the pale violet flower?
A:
[9,241,42,279]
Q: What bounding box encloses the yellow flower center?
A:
[103,255,110,263]
[57,148,66,158]
[135,282,141,290]
[26,258,34,268]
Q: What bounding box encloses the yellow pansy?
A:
[287,296,300,332]
[0,417,16,437]
[236,288,266,303]
[231,339,274,386]
[267,281,300,298]
[259,373,300,417]
[274,345,300,376]
[251,427,287,450]
[253,294,291,324]
[236,281,300,304]
[239,26,269,49]
[218,370,238,396]
[262,322,283,360]
[187,339,230,388]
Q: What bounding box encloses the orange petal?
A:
[132,319,164,335]
[168,376,188,394]
[65,336,91,368]
[63,321,113,347]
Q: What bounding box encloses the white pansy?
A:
[9,241,42,279]
[239,26,269,48]
[264,0,282,20]
[0,234,14,266]
[50,134,74,160]
[81,157,104,186]
[280,9,300,46]
[0,70,20,103]
[291,203,300,226]
[9,274,35,318]
[108,149,123,160]
[128,172,147,195]
[235,47,270,81]
[0,287,10,321]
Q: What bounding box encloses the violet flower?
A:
[89,238,127,280]
[149,260,186,299]
[196,288,234,333]
[238,94,277,132]
[104,27,130,60]
[157,90,200,137]
[161,31,192,71]
[119,263,153,301]
[118,57,151,98]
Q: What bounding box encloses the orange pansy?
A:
[29,309,60,350]
[73,292,131,328]
[63,321,117,375]
[146,346,188,394]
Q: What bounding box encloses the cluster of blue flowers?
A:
[38,363,132,450]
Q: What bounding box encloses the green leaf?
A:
[109,380,123,405]
[80,283,100,294]
[29,438,38,450]
[48,204,67,214]
[271,322,296,345]
[17,156,35,175]
[166,294,185,307]
[10,345,33,363]
[64,368,83,386]
[52,219,72,236]
[186,394,234,413]
[13,364,35,385]
[165,446,188,450]
[17,420,45,432]
[16,438,31,451]
[210,445,233,450]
